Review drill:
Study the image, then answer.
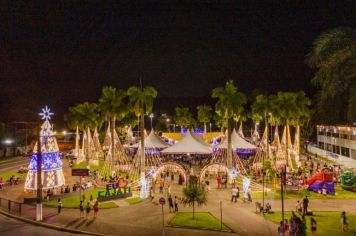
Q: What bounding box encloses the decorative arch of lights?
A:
[199,163,229,183]
[148,162,187,182]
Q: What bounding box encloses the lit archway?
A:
[199,163,229,183]
[150,162,188,182]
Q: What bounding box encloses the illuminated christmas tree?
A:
[24,106,65,191]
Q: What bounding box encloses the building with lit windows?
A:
[308,125,356,168]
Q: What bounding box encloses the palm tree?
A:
[275,92,299,167]
[212,80,246,169]
[289,91,311,154]
[180,176,207,220]
[127,85,157,179]
[196,105,212,133]
[174,107,196,130]
[307,27,356,122]
[98,86,127,171]
[65,102,101,164]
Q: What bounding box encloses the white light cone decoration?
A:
[25,119,65,191]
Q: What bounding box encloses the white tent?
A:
[217,129,256,150]
[190,128,211,147]
[161,130,212,154]
[130,129,170,149]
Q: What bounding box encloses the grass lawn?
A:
[43,188,118,209]
[124,197,143,205]
[169,212,231,232]
[264,211,356,236]
[0,171,26,181]
[72,160,104,172]
[251,184,356,200]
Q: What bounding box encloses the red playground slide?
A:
[306,172,323,186]
[306,171,333,186]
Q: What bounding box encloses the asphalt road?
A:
[0,156,30,173]
[0,214,81,236]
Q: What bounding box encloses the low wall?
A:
[307,145,356,168]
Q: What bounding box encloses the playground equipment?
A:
[306,168,335,194]
[340,171,356,192]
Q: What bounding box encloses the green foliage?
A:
[65,102,101,130]
[98,86,128,122]
[174,107,196,128]
[197,105,212,124]
[181,175,207,219]
[212,80,247,121]
[307,27,356,122]
[127,86,158,117]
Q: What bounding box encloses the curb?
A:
[0,209,111,236]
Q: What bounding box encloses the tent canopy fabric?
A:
[217,129,256,149]
[161,130,212,154]
[130,129,170,149]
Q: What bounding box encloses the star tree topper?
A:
[39,106,54,120]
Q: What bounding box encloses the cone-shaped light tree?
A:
[98,86,128,172]
[212,80,246,169]
[127,85,157,179]
[65,102,101,164]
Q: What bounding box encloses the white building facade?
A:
[308,125,356,168]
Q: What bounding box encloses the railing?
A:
[0,197,23,216]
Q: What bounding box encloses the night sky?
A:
[1,1,355,126]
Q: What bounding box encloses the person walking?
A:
[340,211,348,232]
[57,198,62,214]
[278,221,284,236]
[167,184,171,195]
[231,186,238,203]
[85,202,91,219]
[310,217,317,236]
[217,176,222,189]
[168,195,174,213]
[174,196,179,212]
[79,200,84,218]
[247,187,252,202]
[302,196,309,216]
[284,219,289,236]
[93,201,99,217]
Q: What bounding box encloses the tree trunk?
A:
[204,122,207,134]
[86,127,90,166]
[193,201,195,220]
[111,116,116,175]
[285,121,289,167]
[296,124,300,155]
[140,110,145,178]
[227,118,232,169]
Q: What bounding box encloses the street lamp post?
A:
[149,113,154,130]
[166,118,170,132]
[263,112,269,211]
[280,165,286,236]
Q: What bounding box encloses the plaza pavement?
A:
[1,157,355,235]
[3,179,356,236]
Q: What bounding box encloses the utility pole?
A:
[36,125,43,221]
[263,112,269,211]
[280,165,286,236]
